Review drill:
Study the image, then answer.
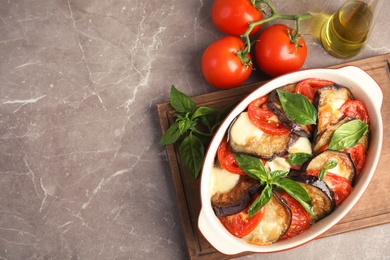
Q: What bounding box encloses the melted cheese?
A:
[209,166,240,197]
[267,157,290,173]
[328,158,351,180]
[289,137,312,154]
[229,112,264,146]
[331,98,347,111]
[243,195,290,245]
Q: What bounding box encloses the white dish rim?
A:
[198,66,384,255]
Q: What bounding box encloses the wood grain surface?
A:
[157,53,390,260]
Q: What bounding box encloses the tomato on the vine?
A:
[255,24,307,77]
[247,95,290,135]
[212,0,263,37]
[201,36,252,89]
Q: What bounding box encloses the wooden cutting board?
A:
[157,53,390,260]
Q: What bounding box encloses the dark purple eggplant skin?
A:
[313,84,355,137]
[312,116,353,154]
[294,175,334,200]
[227,114,300,160]
[313,84,356,109]
[289,175,335,223]
[211,175,261,217]
[303,150,356,185]
[267,86,311,138]
[270,190,293,240]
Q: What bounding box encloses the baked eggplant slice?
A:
[211,175,261,217]
[304,150,356,184]
[312,116,353,153]
[314,84,355,135]
[290,175,335,223]
[268,84,312,138]
[242,192,292,245]
[228,112,298,160]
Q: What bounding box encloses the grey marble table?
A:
[1,1,389,259]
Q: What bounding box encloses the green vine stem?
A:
[240,0,312,58]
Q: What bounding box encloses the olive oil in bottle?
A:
[320,1,374,58]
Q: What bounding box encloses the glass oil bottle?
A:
[320,0,382,58]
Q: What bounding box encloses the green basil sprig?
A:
[287,153,312,166]
[277,90,317,125]
[234,153,314,217]
[328,119,369,150]
[159,85,234,178]
[318,160,338,180]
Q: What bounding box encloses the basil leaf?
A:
[277,90,317,125]
[287,153,312,166]
[192,106,217,119]
[328,119,368,150]
[234,154,268,182]
[199,114,214,130]
[159,122,182,146]
[248,185,273,217]
[179,133,204,179]
[275,178,314,215]
[318,160,338,180]
[177,117,196,135]
[270,170,288,183]
[170,85,197,113]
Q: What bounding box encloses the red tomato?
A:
[307,171,352,206]
[340,100,370,124]
[212,0,263,36]
[201,36,252,89]
[255,24,307,77]
[316,144,329,154]
[295,78,335,102]
[217,138,245,175]
[247,95,290,135]
[279,191,311,240]
[219,195,265,237]
[343,142,367,176]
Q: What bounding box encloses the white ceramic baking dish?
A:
[198,66,383,255]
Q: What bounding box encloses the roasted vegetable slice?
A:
[218,200,265,238]
[211,175,261,217]
[268,84,312,137]
[304,150,356,184]
[242,192,292,245]
[314,84,355,135]
[313,116,353,153]
[228,112,297,159]
[290,175,335,223]
[278,190,311,239]
[306,171,352,206]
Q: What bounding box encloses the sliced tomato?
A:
[316,144,329,154]
[343,142,367,176]
[279,191,311,240]
[217,138,245,175]
[340,100,370,124]
[294,78,334,103]
[247,95,290,135]
[219,195,265,237]
[307,171,352,206]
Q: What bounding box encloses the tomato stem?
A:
[242,0,312,55]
